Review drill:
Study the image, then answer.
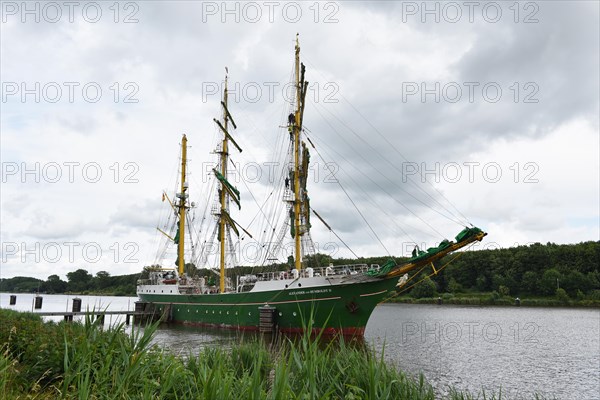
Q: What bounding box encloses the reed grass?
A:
[0,309,551,399]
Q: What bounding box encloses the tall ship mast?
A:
[213,69,243,293]
[137,39,487,335]
[291,35,309,272]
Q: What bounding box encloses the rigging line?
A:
[309,139,394,259]
[211,155,282,268]
[229,158,277,237]
[314,210,360,259]
[311,140,411,252]
[344,101,472,226]
[306,106,445,240]
[315,104,443,241]
[185,212,195,256]
[258,138,293,262]
[302,57,470,226]
[193,177,217,251]
[196,222,218,266]
[305,127,436,243]
[310,101,467,228]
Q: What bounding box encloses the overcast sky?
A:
[1,1,598,281]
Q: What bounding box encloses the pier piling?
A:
[34,296,43,309]
[72,298,82,313]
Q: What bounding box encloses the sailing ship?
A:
[136,38,486,335]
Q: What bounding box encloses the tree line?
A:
[0,270,138,296]
[308,240,600,300]
[1,241,598,299]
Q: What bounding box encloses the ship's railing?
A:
[251,263,373,282]
[318,263,372,277]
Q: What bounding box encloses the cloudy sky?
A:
[1,1,598,281]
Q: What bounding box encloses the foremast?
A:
[213,70,242,293]
[290,35,310,272]
[176,134,188,276]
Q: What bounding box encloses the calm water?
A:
[365,304,600,400]
[1,293,598,399]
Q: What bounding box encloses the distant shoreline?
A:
[3,291,599,309]
[387,295,600,308]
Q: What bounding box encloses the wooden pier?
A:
[29,302,160,324]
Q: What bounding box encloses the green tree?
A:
[66,269,93,293]
[45,274,67,293]
[521,271,539,294]
[448,277,463,293]
[562,270,588,296]
[555,288,569,303]
[411,276,437,299]
[498,285,510,296]
[540,269,562,296]
[94,271,111,290]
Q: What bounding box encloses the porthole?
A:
[293,312,297,317]
[227,311,229,315]
[248,312,251,316]
[279,312,283,317]
[212,310,215,314]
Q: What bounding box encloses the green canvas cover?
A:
[455,227,483,242]
[213,169,241,209]
[366,259,396,277]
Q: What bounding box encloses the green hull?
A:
[138,277,398,335]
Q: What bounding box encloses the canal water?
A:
[1,293,598,399]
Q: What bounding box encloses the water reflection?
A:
[150,322,367,357]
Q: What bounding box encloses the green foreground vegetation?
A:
[1,241,598,307]
[0,309,551,400]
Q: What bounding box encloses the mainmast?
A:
[291,35,310,272]
[219,76,229,293]
[213,69,242,293]
[177,134,188,276]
